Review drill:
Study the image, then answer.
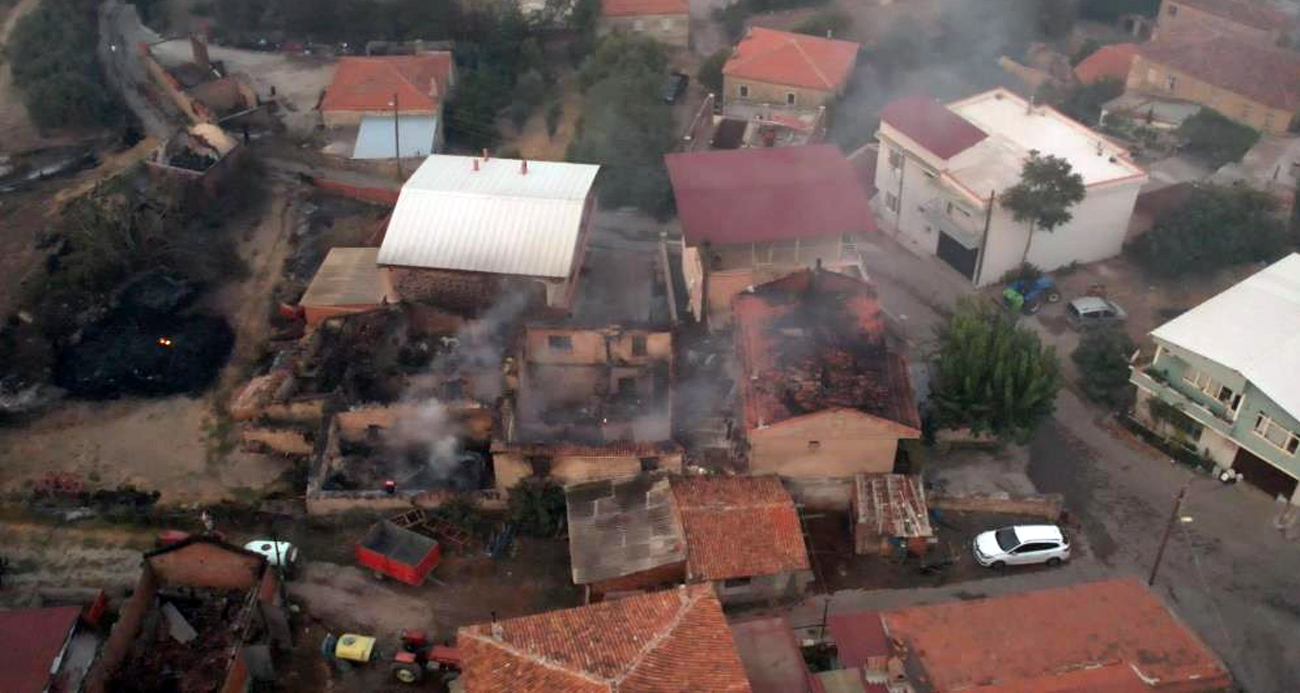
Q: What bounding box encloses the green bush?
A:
[1129,185,1289,279]
[1072,327,1137,410]
[7,0,120,130]
[507,478,566,538]
[1176,109,1260,168]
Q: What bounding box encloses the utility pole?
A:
[392,91,402,179]
[1148,480,1190,586]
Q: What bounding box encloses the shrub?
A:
[1129,185,1289,279]
[507,478,566,537]
[1176,109,1260,168]
[1072,327,1137,410]
[697,49,730,94]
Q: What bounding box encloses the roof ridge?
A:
[680,501,792,511]
[460,629,614,690]
[611,587,705,688]
[789,35,832,89]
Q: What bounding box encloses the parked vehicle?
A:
[663,72,689,104]
[244,540,300,576]
[973,525,1070,568]
[321,629,461,684]
[356,520,442,586]
[1002,276,1060,314]
[1066,296,1126,329]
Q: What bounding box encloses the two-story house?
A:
[722,27,859,115]
[665,144,875,328]
[874,89,1147,286]
[1130,254,1300,503]
[1154,0,1294,45]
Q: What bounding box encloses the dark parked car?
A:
[663,72,689,104]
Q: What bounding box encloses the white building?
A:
[874,88,1147,286]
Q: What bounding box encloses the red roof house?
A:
[879,96,987,160]
[1135,36,1300,115]
[723,27,859,106]
[733,269,921,480]
[321,54,455,127]
[1073,43,1139,85]
[457,583,752,692]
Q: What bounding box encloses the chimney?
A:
[190,34,211,72]
[482,148,490,161]
[521,159,528,175]
[1026,94,1035,114]
[490,611,502,639]
[473,158,479,171]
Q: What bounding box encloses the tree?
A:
[508,478,566,537]
[568,35,677,215]
[1038,78,1124,125]
[1176,109,1260,168]
[697,49,730,95]
[1072,327,1136,410]
[1130,185,1289,278]
[1000,151,1086,266]
[1036,0,1078,38]
[930,298,1062,441]
[8,0,120,130]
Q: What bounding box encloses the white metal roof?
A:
[377,155,600,279]
[1151,254,1300,419]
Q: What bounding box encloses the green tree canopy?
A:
[7,0,119,130]
[1176,109,1260,168]
[1000,151,1086,265]
[930,299,1062,441]
[567,34,677,215]
[1072,327,1137,410]
[1130,185,1290,278]
[697,49,730,95]
[507,478,567,537]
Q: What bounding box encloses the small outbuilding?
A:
[850,473,933,556]
[299,247,398,326]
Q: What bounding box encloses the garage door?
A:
[1232,446,1298,500]
[937,232,978,280]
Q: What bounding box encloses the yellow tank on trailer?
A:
[333,633,377,663]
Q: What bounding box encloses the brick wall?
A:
[589,560,688,601]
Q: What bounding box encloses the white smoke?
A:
[387,399,462,479]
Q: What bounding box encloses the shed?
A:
[299,247,397,326]
[564,475,687,600]
[850,474,933,556]
[352,114,439,159]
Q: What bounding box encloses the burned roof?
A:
[565,475,687,585]
[882,578,1233,692]
[733,269,921,432]
[671,475,810,581]
[457,584,752,692]
[854,474,932,539]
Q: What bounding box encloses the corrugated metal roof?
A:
[565,475,686,585]
[0,605,82,693]
[1151,253,1300,420]
[300,247,392,307]
[378,155,599,278]
[352,115,439,160]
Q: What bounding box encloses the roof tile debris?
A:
[723,27,859,91]
[0,606,82,693]
[672,475,810,581]
[321,54,454,113]
[1138,36,1300,112]
[854,474,933,539]
[882,578,1234,692]
[665,145,876,247]
[457,583,752,692]
[733,269,921,432]
[879,96,987,160]
[602,0,688,16]
[565,475,687,585]
[1073,42,1138,85]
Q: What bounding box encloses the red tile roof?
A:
[883,578,1233,692]
[671,475,810,581]
[880,96,987,159]
[665,145,876,247]
[1073,43,1138,84]
[321,54,454,113]
[1138,36,1300,112]
[457,584,752,692]
[1172,0,1293,31]
[733,269,921,433]
[723,27,859,91]
[0,606,81,693]
[602,0,688,16]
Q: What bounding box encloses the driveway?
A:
[822,233,1300,693]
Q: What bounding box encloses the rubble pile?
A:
[109,589,250,693]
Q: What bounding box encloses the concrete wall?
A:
[711,569,813,606]
[1156,0,1284,44]
[600,14,690,48]
[724,76,841,110]
[1127,54,1291,135]
[747,410,905,478]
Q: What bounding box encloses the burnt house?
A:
[85,537,290,693]
[733,269,921,484]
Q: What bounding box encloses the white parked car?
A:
[244,540,300,574]
[972,525,1070,569]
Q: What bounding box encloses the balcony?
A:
[1130,367,1234,439]
[920,198,984,248]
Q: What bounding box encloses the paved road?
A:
[98,0,174,138]
[800,234,1300,693]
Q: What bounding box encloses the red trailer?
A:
[356,520,442,586]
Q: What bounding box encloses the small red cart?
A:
[356,520,442,586]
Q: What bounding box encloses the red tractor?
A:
[321,629,461,685]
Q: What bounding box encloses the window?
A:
[888,147,903,170]
[785,92,796,106]
[633,19,644,31]
[640,457,660,472]
[885,191,899,212]
[738,84,749,98]
[1254,414,1300,454]
[547,335,573,352]
[722,577,752,589]
[632,335,648,356]
[661,18,673,30]
[1013,542,1056,554]
[807,440,821,451]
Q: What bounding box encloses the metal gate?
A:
[937,232,978,280]
[1232,446,1298,500]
